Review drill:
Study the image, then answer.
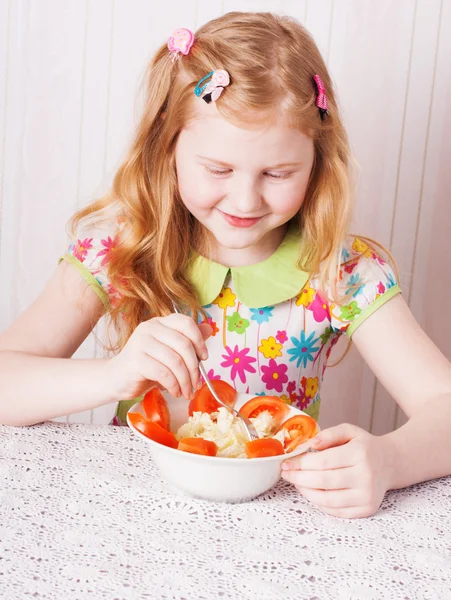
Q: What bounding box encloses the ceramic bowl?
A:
[127,392,319,503]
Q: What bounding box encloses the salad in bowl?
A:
[127,381,319,502]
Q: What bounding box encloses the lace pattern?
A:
[1,422,450,599]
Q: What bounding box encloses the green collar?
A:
[186,223,309,308]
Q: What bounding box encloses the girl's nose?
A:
[231,178,262,215]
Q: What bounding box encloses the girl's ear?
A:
[160,111,167,120]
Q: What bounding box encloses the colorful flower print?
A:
[386,273,396,289]
[226,311,250,334]
[296,283,315,307]
[352,238,372,258]
[345,274,365,298]
[279,394,291,405]
[320,326,334,345]
[261,359,288,393]
[201,368,221,383]
[96,235,119,267]
[344,261,358,274]
[276,330,288,344]
[287,380,297,394]
[72,238,93,262]
[250,306,274,324]
[308,292,330,323]
[287,331,320,369]
[339,301,362,320]
[258,336,283,359]
[201,317,219,337]
[220,345,256,384]
[305,377,319,398]
[213,287,236,310]
[377,282,386,295]
[341,247,350,262]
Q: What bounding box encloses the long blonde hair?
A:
[70,12,360,351]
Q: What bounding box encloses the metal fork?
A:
[171,302,259,441]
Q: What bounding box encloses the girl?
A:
[1,12,450,519]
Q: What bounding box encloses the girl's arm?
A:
[351,293,451,488]
[0,260,116,426]
[281,294,451,518]
[0,260,211,427]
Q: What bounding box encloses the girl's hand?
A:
[106,314,212,401]
[280,423,395,519]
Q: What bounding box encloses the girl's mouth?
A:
[220,211,262,228]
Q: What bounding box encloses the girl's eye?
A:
[266,172,291,179]
[205,167,292,179]
[205,166,230,176]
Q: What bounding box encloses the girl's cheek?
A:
[269,189,307,216]
[181,178,225,211]
[181,190,222,212]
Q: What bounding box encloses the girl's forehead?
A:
[180,112,313,159]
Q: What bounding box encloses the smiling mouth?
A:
[219,210,263,228]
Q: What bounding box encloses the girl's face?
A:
[175,100,315,266]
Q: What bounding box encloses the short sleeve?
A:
[329,236,402,338]
[59,212,123,310]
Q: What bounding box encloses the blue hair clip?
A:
[194,71,214,97]
[193,70,231,103]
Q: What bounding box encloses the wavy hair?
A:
[70,12,374,352]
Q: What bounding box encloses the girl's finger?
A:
[320,505,377,519]
[294,486,361,510]
[137,354,181,399]
[142,340,194,400]
[282,442,355,472]
[143,321,201,393]
[308,423,361,451]
[281,466,355,491]
[162,314,209,360]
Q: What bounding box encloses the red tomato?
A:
[128,412,178,449]
[276,415,318,453]
[142,387,170,430]
[245,438,285,458]
[188,380,237,416]
[240,396,290,429]
[178,438,217,457]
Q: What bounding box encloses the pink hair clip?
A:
[313,74,328,119]
[167,28,195,62]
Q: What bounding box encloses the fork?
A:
[171,302,259,441]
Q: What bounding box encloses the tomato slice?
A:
[128,412,178,448]
[276,415,318,453]
[188,380,237,416]
[240,396,290,429]
[178,438,217,457]
[245,438,285,458]
[142,387,170,430]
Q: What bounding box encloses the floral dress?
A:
[61,219,401,425]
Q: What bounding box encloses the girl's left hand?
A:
[280,423,395,519]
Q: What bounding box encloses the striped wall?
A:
[1,0,450,432]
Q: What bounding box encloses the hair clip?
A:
[313,74,328,120]
[167,28,194,62]
[194,70,230,103]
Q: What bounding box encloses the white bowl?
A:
[127,392,319,503]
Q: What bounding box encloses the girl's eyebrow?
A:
[196,155,303,169]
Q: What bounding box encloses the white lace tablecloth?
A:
[1,422,451,600]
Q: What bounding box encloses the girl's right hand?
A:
[106,313,212,401]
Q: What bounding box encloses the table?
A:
[1,422,450,599]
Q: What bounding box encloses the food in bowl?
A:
[127,385,320,502]
[128,383,318,459]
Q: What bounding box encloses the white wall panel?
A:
[1,0,450,432]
